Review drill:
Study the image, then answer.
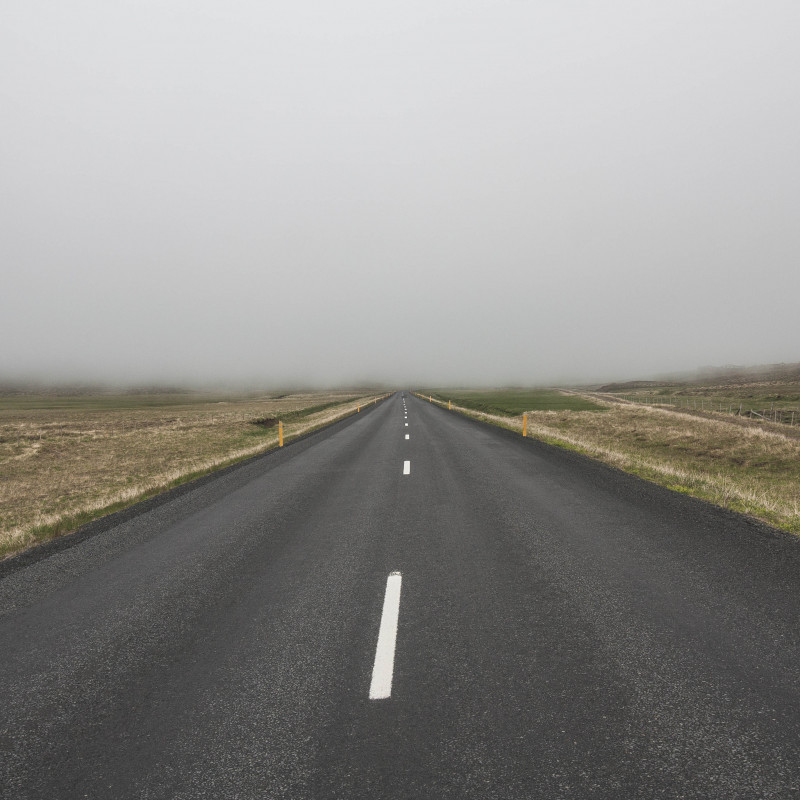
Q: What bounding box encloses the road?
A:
[2,392,800,799]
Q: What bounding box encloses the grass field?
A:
[0,390,383,560]
[426,389,605,415]
[426,387,800,535]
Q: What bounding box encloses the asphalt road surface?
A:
[3,392,800,799]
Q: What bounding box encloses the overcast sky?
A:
[3,1,799,388]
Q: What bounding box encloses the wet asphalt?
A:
[2,392,800,799]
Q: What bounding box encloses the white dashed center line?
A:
[405,434,409,439]
[405,422,408,427]
[403,460,410,474]
[369,571,402,700]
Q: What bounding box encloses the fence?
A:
[616,395,798,426]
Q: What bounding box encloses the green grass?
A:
[0,393,234,412]
[429,389,605,416]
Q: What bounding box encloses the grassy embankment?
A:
[0,390,384,560]
[422,388,800,535]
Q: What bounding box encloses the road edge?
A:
[0,394,393,579]
[420,393,797,546]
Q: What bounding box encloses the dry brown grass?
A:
[424,394,800,534]
[1,391,384,560]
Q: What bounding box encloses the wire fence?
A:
[616,395,799,426]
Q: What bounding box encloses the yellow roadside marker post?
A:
[358,404,360,412]
[429,395,432,402]
[522,413,528,437]
[279,421,284,447]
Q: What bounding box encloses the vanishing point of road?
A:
[2,393,800,798]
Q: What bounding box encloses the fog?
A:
[3,1,799,389]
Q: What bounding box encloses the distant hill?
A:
[596,362,800,393]
[694,362,800,385]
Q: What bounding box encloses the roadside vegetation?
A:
[423,376,800,535]
[0,390,383,560]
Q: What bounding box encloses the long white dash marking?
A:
[405,434,409,439]
[369,572,402,700]
[405,422,408,427]
[403,460,410,474]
